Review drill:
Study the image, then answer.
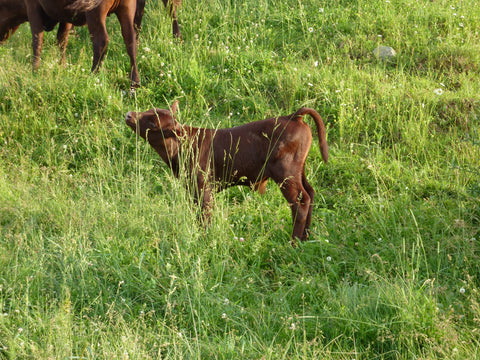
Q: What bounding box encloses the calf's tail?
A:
[292,107,328,163]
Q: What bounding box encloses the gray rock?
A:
[373,46,397,60]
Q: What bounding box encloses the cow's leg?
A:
[57,22,73,65]
[134,0,145,40]
[162,0,181,39]
[116,5,139,87]
[170,4,181,39]
[86,11,109,73]
[1,23,21,44]
[25,1,45,70]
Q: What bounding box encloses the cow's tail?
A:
[291,107,328,163]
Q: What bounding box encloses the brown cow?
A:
[0,0,29,42]
[125,102,329,243]
[1,0,181,86]
[0,0,73,64]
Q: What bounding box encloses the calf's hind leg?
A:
[301,170,315,239]
[278,177,312,242]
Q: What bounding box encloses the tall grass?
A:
[1,0,479,358]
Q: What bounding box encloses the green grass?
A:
[1,0,479,358]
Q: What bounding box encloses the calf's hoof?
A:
[130,80,141,93]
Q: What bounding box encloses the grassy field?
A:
[1,0,479,358]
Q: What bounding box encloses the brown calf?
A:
[125,102,328,242]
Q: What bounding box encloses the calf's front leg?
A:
[192,173,213,224]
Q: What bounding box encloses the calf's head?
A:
[125,101,182,169]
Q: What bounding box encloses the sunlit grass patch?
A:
[0,0,479,358]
